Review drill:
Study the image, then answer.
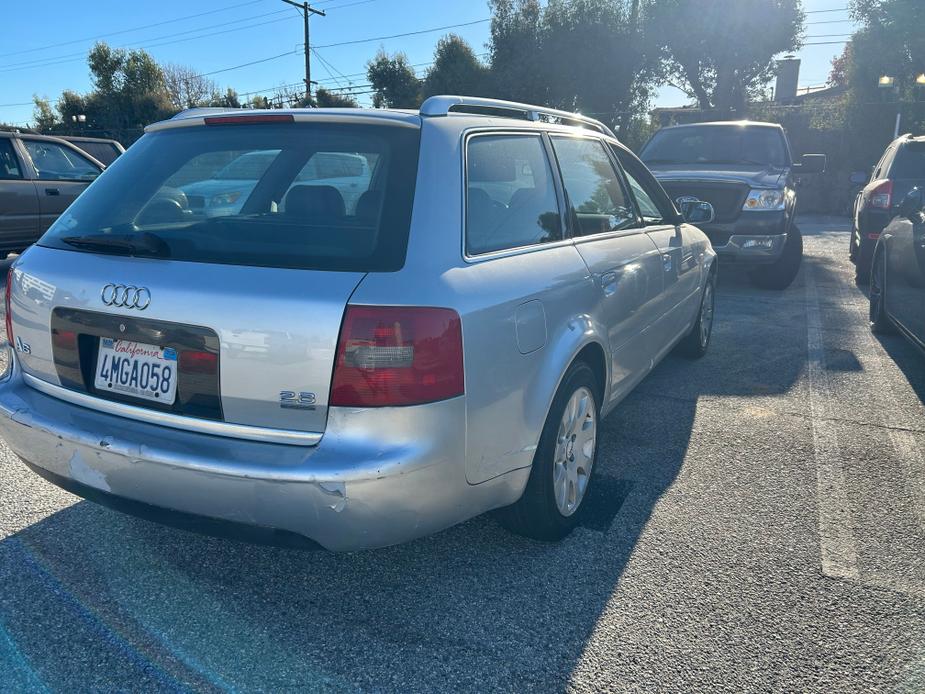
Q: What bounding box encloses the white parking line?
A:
[805,266,860,581]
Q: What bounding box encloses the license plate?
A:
[94,338,178,405]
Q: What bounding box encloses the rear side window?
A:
[71,141,121,166]
[890,142,925,179]
[466,134,562,255]
[38,123,421,272]
[551,136,635,235]
[0,140,22,179]
[23,140,99,181]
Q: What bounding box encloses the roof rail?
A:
[420,95,616,139]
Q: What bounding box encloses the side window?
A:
[550,137,635,236]
[466,134,562,255]
[0,140,22,180]
[874,147,893,179]
[23,140,100,181]
[614,148,676,225]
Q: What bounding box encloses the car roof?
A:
[145,96,621,142]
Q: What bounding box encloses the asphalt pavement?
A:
[0,217,923,692]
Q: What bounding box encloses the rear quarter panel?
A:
[350,118,610,485]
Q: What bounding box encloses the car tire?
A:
[869,246,895,334]
[855,239,874,285]
[498,361,600,541]
[677,270,716,359]
[749,225,803,290]
[849,230,858,263]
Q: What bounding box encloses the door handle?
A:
[601,272,617,296]
[44,188,60,196]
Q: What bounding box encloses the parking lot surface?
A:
[0,217,923,692]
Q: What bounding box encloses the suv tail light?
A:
[330,306,464,407]
[4,269,12,347]
[869,179,893,210]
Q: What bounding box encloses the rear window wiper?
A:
[60,232,170,257]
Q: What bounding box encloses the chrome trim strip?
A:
[22,373,322,447]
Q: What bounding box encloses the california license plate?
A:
[94,338,178,404]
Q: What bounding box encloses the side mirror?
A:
[793,153,826,174]
[677,198,715,225]
[899,187,924,219]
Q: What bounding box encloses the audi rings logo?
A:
[101,284,151,310]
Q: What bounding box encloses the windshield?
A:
[641,125,789,167]
[38,122,421,272]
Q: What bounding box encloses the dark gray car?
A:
[640,121,825,290]
[0,131,104,254]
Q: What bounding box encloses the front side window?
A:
[38,123,421,272]
[23,140,99,181]
[0,140,22,179]
[551,137,635,235]
[466,134,562,255]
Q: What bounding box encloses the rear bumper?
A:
[0,363,527,551]
[702,210,790,264]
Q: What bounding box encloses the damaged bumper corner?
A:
[0,366,526,551]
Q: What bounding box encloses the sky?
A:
[0,0,858,127]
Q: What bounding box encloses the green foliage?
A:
[842,0,925,166]
[314,88,359,108]
[650,0,803,114]
[366,50,422,109]
[422,35,489,99]
[487,0,546,104]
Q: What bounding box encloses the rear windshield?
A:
[39,122,421,272]
[891,142,925,179]
[641,125,789,168]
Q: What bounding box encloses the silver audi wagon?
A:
[0,96,716,550]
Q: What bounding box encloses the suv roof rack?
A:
[420,95,616,139]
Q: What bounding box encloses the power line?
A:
[198,51,300,78]
[313,18,491,49]
[806,18,854,25]
[0,10,295,71]
[805,6,849,13]
[0,0,266,59]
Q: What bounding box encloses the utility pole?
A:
[281,0,325,104]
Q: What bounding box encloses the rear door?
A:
[0,138,40,250]
[19,138,101,231]
[549,134,663,401]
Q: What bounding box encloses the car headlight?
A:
[743,188,787,211]
[210,192,241,206]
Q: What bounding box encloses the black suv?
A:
[640,121,825,289]
[851,134,925,283]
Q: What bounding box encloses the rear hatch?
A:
[10,114,421,439]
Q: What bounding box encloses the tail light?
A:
[868,179,893,210]
[4,269,12,347]
[330,306,464,407]
[180,350,218,375]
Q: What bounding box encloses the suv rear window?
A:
[891,142,925,179]
[38,122,420,272]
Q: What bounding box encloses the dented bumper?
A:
[0,364,525,551]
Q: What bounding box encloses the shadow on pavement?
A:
[0,222,894,691]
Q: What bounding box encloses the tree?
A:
[34,42,173,141]
[367,50,421,108]
[828,44,852,87]
[840,0,925,165]
[422,34,489,99]
[487,0,546,104]
[163,63,218,110]
[209,88,242,109]
[650,0,803,115]
[540,0,653,130]
[315,88,359,108]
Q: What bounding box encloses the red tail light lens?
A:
[51,329,77,350]
[4,269,12,347]
[204,114,294,126]
[330,306,464,407]
[869,179,893,209]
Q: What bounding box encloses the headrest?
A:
[284,185,345,219]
